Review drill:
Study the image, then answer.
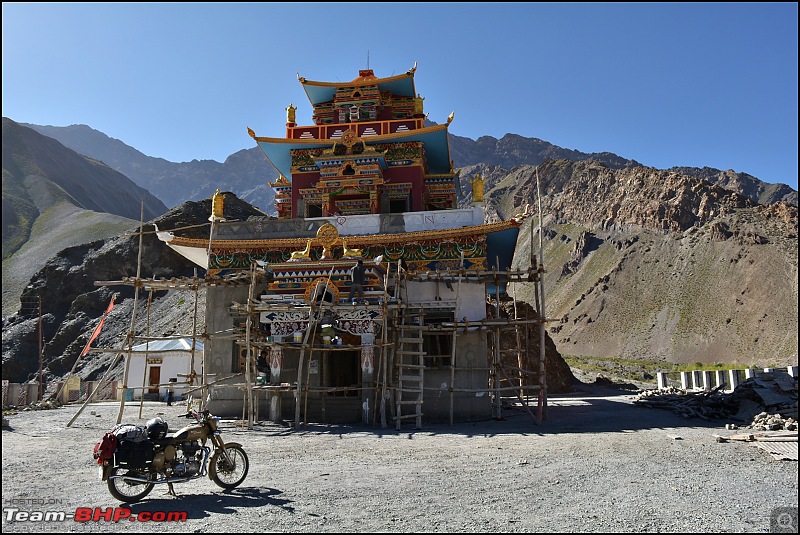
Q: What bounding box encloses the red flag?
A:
[79,295,116,358]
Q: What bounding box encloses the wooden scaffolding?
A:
[70,193,550,431]
[69,250,549,431]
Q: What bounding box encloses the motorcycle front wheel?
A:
[209,445,249,489]
[107,467,155,503]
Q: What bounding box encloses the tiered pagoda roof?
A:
[249,64,459,218]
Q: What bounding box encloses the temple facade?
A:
[154,65,545,428]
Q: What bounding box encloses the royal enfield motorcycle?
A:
[93,406,249,503]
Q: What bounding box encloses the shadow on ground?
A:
[240,382,724,439]
[120,486,294,519]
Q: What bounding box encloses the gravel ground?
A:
[2,384,797,533]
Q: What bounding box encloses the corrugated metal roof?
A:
[751,441,799,461]
[130,338,203,352]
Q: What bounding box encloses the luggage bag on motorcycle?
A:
[114,439,155,469]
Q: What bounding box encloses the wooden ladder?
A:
[395,307,425,430]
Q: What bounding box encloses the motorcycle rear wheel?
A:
[107,467,155,503]
[209,445,249,489]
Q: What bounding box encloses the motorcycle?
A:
[93,404,249,503]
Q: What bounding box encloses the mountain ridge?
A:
[20,120,798,211]
[1,118,169,315]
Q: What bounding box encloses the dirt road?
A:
[2,386,797,533]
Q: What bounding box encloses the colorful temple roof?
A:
[250,123,452,179]
[247,64,462,220]
[297,64,417,106]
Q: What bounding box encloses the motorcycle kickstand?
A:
[167,482,177,496]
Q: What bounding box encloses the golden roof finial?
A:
[414,94,425,115]
[211,189,225,220]
[268,174,291,188]
[447,111,455,125]
[471,173,484,203]
[247,127,256,139]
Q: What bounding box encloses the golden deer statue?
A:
[341,239,363,258]
[289,239,313,261]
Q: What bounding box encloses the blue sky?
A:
[2,2,797,190]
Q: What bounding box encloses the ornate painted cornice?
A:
[253,123,449,145]
[168,219,520,252]
[298,70,414,89]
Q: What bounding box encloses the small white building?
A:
[125,338,204,401]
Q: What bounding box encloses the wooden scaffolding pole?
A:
[294,304,315,428]
[374,262,391,428]
[66,352,124,427]
[244,263,256,429]
[116,201,145,425]
[137,289,154,419]
[189,275,200,389]
[449,252,464,425]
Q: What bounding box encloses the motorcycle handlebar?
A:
[181,409,212,421]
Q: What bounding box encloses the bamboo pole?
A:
[190,275,199,389]
[66,352,124,427]
[374,262,391,428]
[116,201,145,425]
[244,263,256,429]
[294,304,314,427]
[512,284,526,405]
[494,326,501,419]
[496,360,537,421]
[138,289,154,419]
[449,252,464,425]
[183,372,242,394]
[536,166,547,422]
[303,336,314,426]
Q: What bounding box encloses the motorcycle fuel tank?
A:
[173,424,205,441]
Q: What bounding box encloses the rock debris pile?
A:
[633,372,798,425]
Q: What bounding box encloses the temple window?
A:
[327,350,359,397]
[390,196,409,213]
[422,309,455,368]
[342,164,356,176]
[349,105,359,122]
[307,204,323,218]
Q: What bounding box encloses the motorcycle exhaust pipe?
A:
[111,475,193,484]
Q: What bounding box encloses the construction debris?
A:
[634,385,737,420]
[636,372,798,461]
[745,412,797,432]
[714,430,799,461]
[633,372,798,423]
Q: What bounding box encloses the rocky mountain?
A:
[22,122,797,212]
[21,122,275,212]
[2,119,169,316]
[449,131,643,172]
[3,119,167,254]
[1,194,265,384]
[491,160,798,367]
[668,166,797,206]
